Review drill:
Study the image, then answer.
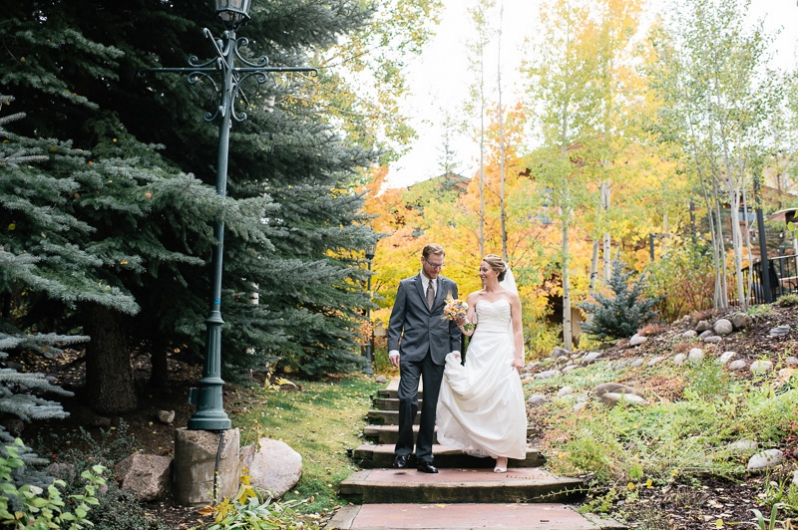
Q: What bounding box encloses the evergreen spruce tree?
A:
[2,0,381,409]
[0,94,121,450]
[578,260,660,341]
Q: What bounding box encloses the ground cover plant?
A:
[521,302,798,528]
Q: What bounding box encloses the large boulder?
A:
[117,454,172,502]
[747,449,784,471]
[550,347,570,359]
[713,319,733,336]
[535,369,562,379]
[592,383,645,398]
[730,313,752,330]
[240,438,302,499]
[629,334,648,347]
[695,320,712,332]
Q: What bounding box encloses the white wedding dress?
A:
[436,298,527,460]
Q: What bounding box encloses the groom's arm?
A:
[387,281,407,367]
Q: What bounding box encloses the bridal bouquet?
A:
[442,292,474,331]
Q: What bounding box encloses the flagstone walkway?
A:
[327,378,624,529]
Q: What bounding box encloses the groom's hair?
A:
[483,254,508,282]
[422,243,445,258]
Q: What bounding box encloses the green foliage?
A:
[0,439,106,530]
[1,0,382,386]
[761,475,798,514]
[747,304,775,318]
[578,260,660,341]
[197,488,320,530]
[536,358,798,485]
[750,504,787,530]
[645,243,715,322]
[776,293,798,308]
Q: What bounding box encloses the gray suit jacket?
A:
[387,274,461,365]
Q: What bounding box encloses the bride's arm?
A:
[510,293,524,370]
[458,292,478,337]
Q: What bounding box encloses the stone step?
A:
[363,424,435,444]
[377,388,423,399]
[367,410,415,425]
[339,468,584,504]
[352,443,545,469]
[329,503,625,529]
[363,424,535,445]
[372,397,421,411]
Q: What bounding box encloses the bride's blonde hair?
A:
[482,254,508,282]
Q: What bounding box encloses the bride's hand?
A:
[511,358,524,372]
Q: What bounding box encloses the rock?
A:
[523,362,541,373]
[718,351,736,365]
[769,325,791,338]
[750,360,773,374]
[92,416,112,428]
[117,454,172,502]
[44,462,76,482]
[630,358,644,368]
[375,375,388,384]
[157,410,175,424]
[696,320,712,332]
[747,449,785,471]
[592,383,645,398]
[729,440,757,452]
[582,351,602,364]
[173,428,240,506]
[629,334,648,347]
[698,330,715,339]
[648,356,664,366]
[730,313,753,330]
[688,348,704,364]
[673,353,687,366]
[682,330,698,338]
[527,393,547,406]
[573,402,588,412]
[703,336,722,344]
[713,319,733,336]
[728,360,748,371]
[599,392,648,407]
[562,365,578,374]
[550,347,571,359]
[535,369,562,379]
[557,386,574,397]
[2,419,24,437]
[241,439,302,498]
[787,357,798,367]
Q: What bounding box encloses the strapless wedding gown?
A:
[436,299,527,459]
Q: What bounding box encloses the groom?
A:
[388,243,461,473]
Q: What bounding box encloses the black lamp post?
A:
[142,1,315,431]
[363,243,376,375]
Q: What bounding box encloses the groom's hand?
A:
[389,351,401,368]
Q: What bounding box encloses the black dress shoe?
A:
[417,461,438,473]
[392,455,410,469]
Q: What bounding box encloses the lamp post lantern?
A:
[363,243,376,375]
[141,2,315,431]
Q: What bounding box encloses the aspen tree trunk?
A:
[602,181,611,281]
[478,46,486,257]
[497,2,507,261]
[562,209,572,350]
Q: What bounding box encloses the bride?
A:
[436,254,527,472]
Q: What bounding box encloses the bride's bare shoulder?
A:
[466,291,483,303]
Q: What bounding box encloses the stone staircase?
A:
[328,378,625,529]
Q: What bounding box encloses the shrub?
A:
[0,438,106,530]
[776,293,798,308]
[578,260,660,341]
[646,243,715,322]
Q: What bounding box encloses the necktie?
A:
[426,279,435,310]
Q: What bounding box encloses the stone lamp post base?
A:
[173,427,240,506]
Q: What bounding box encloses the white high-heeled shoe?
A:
[494,457,508,473]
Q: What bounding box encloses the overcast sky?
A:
[384,0,798,189]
